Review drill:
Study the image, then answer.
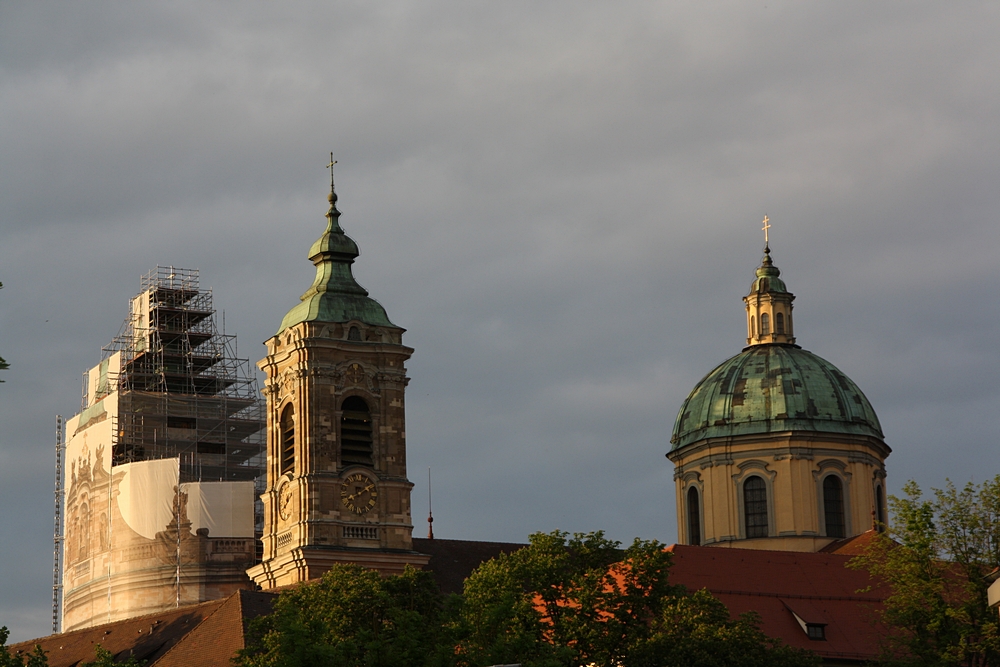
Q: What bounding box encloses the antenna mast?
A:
[427,467,434,539]
[52,415,65,634]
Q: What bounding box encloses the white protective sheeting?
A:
[117,458,180,540]
[181,481,255,538]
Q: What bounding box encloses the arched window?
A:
[823,476,845,538]
[687,487,701,546]
[760,313,770,336]
[280,405,295,475]
[876,485,886,533]
[348,326,362,341]
[776,312,784,334]
[750,316,755,338]
[340,396,373,466]
[744,476,768,538]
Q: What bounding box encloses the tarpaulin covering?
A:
[117,458,180,540]
[181,481,254,538]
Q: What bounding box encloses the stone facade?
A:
[248,179,429,589]
[62,418,255,631]
[669,431,888,551]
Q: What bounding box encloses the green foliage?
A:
[457,530,818,667]
[81,645,144,666]
[235,530,818,667]
[850,479,1000,666]
[0,627,47,667]
[632,589,820,667]
[233,564,455,667]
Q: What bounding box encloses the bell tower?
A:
[248,163,429,589]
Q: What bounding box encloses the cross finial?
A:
[762,215,771,249]
[326,152,337,190]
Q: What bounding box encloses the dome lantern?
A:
[744,219,795,346]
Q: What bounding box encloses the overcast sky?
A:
[3,1,1000,641]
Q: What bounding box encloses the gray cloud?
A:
[2,0,1000,641]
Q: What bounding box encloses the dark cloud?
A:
[2,0,1000,641]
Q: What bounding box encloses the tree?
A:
[236,531,818,667]
[633,589,820,667]
[0,627,47,667]
[80,645,144,666]
[457,530,818,667]
[234,564,456,667]
[850,479,1000,666]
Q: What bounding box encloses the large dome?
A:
[671,343,883,450]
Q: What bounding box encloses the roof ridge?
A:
[148,591,245,666]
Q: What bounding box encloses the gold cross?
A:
[327,152,337,187]
[762,215,771,246]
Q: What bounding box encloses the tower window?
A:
[776,312,784,334]
[348,326,362,341]
[750,316,755,338]
[340,396,373,467]
[876,484,886,533]
[823,475,845,538]
[760,313,770,336]
[687,486,701,546]
[744,476,768,538]
[280,405,295,475]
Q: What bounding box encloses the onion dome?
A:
[277,169,396,334]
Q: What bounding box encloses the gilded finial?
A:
[761,215,771,252]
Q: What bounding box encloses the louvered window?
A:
[340,396,373,466]
[280,405,295,475]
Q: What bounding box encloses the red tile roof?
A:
[14,539,889,665]
[10,591,275,667]
[666,544,888,663]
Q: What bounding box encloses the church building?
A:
[247,167,431,588]
[669,229,889,552]
[25,179,895,665]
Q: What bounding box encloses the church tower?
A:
[248,167,429,589]
[668,225,890,552]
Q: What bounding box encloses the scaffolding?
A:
[52,415,65,634]
[99,267,265,547]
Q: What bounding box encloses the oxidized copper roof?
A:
[277,185,396,334]
[671,343,883,450]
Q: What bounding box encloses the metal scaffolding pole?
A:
[52,415,65,634]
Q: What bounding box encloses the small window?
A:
[744,476,768,538]
[687,487,701,546]
[776,312,784,334]
[807,624,826,640]
[823,475,845,538]
[348,326,362,341]
[340,396,373,466]
[760,313,770,336]
[876,485,886,533]
[750,316,755,338]
[280,405,295,475]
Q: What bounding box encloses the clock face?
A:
[341,472,378,515]
[278,482,293,521]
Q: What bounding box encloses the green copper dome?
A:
[277,184,397,335]
[671,344,883,450]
